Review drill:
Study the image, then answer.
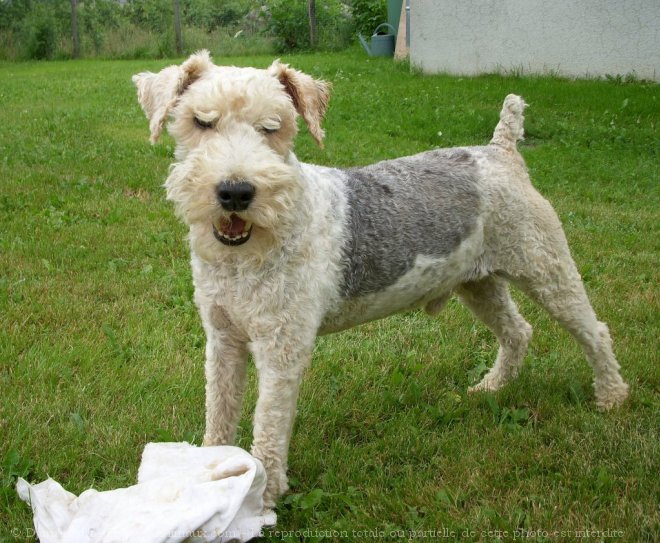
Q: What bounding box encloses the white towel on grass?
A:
[16,443,276,543]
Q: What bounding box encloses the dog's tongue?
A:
[225,213,246,236]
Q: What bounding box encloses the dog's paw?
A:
[263,471,289,508]
[594,378,629,411]
[468,372,506,394]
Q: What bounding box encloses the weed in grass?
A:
[1,450,32,503]
[467,360,490,385]
[484,395,531,431]
[567,381,589,407]
[284,488,326,511]
[102,324,132,364]
[69,412,86,435]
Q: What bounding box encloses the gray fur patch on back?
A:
[340,148,481,297]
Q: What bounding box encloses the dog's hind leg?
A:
[510,256,628,410]
[496,203,629,410]
[457,276,533,392]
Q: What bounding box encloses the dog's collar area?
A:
[213,214,253,246]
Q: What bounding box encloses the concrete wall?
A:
[410,0,660,81]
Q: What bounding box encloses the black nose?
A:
[216,181,255,211]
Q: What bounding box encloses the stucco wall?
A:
[410,0,660,81]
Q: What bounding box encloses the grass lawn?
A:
[0,50,658,542]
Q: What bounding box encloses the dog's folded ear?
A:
[268,60,331,148]
[132,50,213,144]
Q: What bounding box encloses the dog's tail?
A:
[490,94,527,151]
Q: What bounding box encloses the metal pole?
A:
[405,0,410,48]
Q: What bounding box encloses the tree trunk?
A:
[308,0,317,49]
[71,0,79,58]
[173,0,183,56]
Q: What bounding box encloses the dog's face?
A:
[132,51,330,261]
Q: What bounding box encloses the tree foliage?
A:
[268,0,350,52]
[0,0,386,59]
[350,0,386,36]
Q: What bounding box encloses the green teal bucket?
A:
[358,23,397,57]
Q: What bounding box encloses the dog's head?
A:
[132,51,330,260]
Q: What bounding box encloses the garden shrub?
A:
[24,7,57,60]
[268,0,352,52]
[351,0,386,36]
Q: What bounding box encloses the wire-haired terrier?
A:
[133,51,628,507]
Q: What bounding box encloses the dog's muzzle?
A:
[212,181,255,246]
[212,213,253,246]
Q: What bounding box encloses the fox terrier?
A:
[133,51,628,507]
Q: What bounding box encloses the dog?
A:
[132,51,628,507]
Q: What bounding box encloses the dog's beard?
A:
[164,138,304,263]
[166,174,303,265]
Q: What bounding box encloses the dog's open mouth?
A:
[212,214,253,246]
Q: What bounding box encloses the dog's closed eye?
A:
[257,117,281,135]
[194,117,215,130]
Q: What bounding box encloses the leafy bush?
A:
[24,6,57,59]
[0,0,355,59]
[126,0,174,33]
[351,0,387,36]
[267,0,312,51]
[184,0,251,31]
[101,23,154,59]
[268,0,352,52]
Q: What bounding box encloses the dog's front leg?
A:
[201,306,249,446]
[250,336,313,508]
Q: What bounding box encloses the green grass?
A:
[1,50,658,542]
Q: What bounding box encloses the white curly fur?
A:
[133,53,628,507]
